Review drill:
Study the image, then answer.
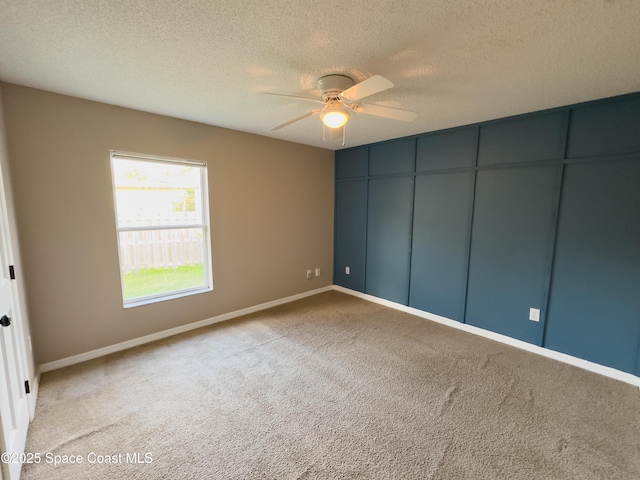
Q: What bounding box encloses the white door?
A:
[0,179,30,479]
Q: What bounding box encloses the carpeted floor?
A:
[21,291,640,479]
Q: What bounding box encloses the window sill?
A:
[123,286,213,309]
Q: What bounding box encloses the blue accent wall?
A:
[365,176,414,304]
[566,96,640,158]
[477,111,566,166]
[334,179,368,292]
[335,91,640,376]
[416,127,477,171]
[335,146,368,179]
[466,166,559,344]
[544,159,640,373]
[369,138,415,175]
[409,172,474,321]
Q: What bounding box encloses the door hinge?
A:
[9,265,15,280]
[25,380,30,394]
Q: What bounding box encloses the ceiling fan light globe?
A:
[321,110,349,129]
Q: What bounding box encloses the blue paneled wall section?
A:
[365,139,415,304]
[544,159,640,374]
[334,147,368,291]
[466,165,560,345]
[409,171,474,321]
[334,180,368,291]
[366,176,414,304]
[334,92,640,376]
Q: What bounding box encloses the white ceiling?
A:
[1,1,640,151]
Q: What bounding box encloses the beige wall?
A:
[0,83,335,365]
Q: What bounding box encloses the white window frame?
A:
[110,150,213,308]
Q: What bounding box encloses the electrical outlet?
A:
[306,270,312,280]
[315,268,321,277]
[529,308,540,322]
[345,266,350,274]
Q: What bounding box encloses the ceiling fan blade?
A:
[270,110,319,131]
[339,75,394,102]
[354,103,418,122]
[262,93,322,104]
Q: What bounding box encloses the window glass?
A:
[111,152,212,306]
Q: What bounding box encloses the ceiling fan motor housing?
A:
[317,75,354,102]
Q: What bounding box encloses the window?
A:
[110,151,212,307]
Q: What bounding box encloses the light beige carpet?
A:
[21,291,640,479]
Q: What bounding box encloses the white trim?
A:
[333,285,640,388]
[110,150,206,167]
[110,152,213,308]
[39,284,640,388]
[40,286,333,372]
[123,285,213,309]
[27,369,40,420]
[118,224,206,232]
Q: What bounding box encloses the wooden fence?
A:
[118,213,204,273]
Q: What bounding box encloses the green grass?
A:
[123,264,205,300]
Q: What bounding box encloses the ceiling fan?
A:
[266,74,418,145]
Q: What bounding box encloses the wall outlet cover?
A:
[345,266,350,274]
[529,308,540,322]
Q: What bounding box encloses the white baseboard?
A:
[38,284,640,389]
[39,286,333,372]
[333,285,640,388]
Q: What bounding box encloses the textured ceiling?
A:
[1,1,640,151]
